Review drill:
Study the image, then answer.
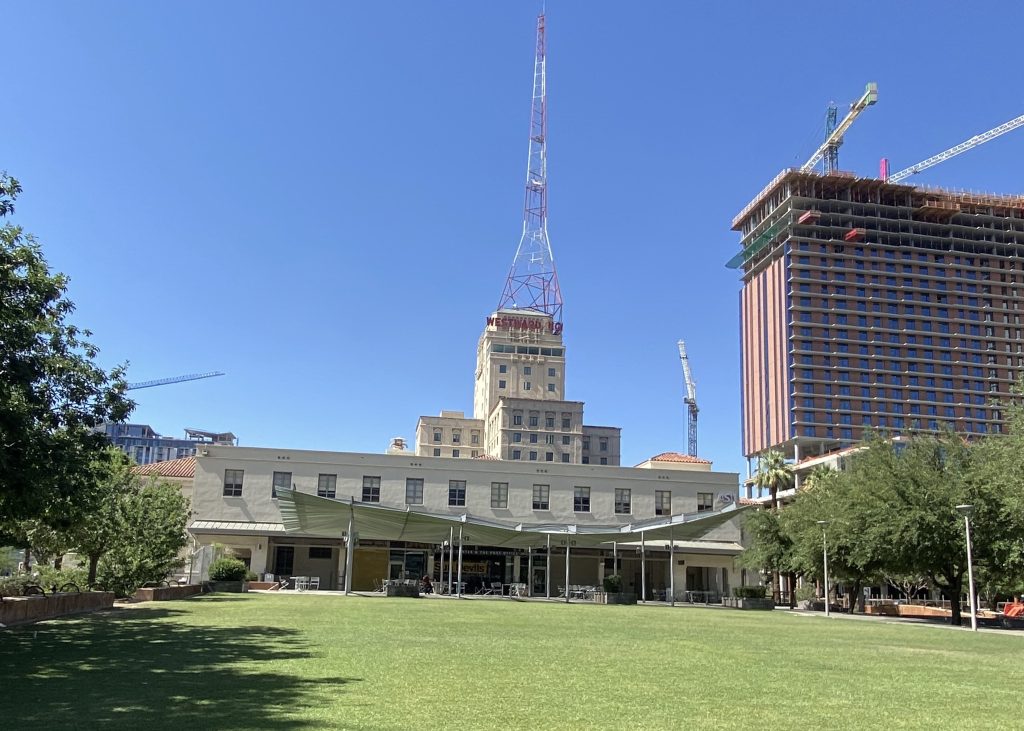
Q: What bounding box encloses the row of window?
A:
[228,471,709,515]
[490,344,563,356]
[511,413,574,429]
[798,421,997,441]
[498,380,556,392]
[432,429,480,444]
[497,364,558,378]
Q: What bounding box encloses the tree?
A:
[0,173,133,530]
[94,478,189,596]
[753,449,793,604]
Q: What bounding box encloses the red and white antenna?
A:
[497,12,563,325]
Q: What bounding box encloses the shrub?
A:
[209,557,248,582]
[796,584,818,603]
[602,574,622,593]
[245,569,259,582]
[733,585,767,599]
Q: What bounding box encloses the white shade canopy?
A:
[275,488,748,548]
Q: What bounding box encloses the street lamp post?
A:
[955,504,978,632]
[816,520,830,618]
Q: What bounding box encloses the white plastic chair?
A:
[308,576,320,591]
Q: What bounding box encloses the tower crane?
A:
[801,82,878,173]
[677,341,698,457]
[127,371,225,391]
[884,112,1024,183]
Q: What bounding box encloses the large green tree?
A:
[0,173,133,531]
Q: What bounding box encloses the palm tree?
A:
[802,464,838,492]
[754,449,794,604]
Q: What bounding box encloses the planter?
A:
[721,597,774,611]
[133,584,202,602]
[0,591,115,627]
[385,584,420,598]
[596,592,637,605]
[205,581,248,593]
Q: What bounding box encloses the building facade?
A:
[416,310,622,465]
[732,169,1024,464]
[188,445,743,597]
[101,423,237,465]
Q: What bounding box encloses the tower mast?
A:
[497,12,563,325]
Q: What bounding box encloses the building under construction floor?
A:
[730,168,1024,466]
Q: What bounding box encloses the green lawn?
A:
[2,594,1021,730]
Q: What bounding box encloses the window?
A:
[582,456,590,464]
[655,490,672,516]
[272,471,290,499]
[513,432,522,443]
[491,482,508,509]
[498,380,506,389]
[433,430,442,443]
[406,478,424,504]
[614,488,631,514]
[545,452,553,462]
[562,417,571,429]
[471,433,479,445]
[452,449,460,458]
[451,431,461,444]
[561,454,569,463]
[223,469,244,497]
[600,457,608,465]
[547,383,555,392]
[562,436,570,445]
[512,449,521,460]
[599,438,608,452]
[524,366,532,375]
[545,434,554,445]
[532,484,550,510]
[499,364,507,373]
[546,416,555,428]
[697,492,714,512]
[529,433,538,444]
[309,547,332,560]
[433,448,441,456]
[317,474,337,499]
[524,381,532,390]
[529,451,537,461]
[529,415,539,427]
[513,413,522,425]
[362,476,381,503]
[582,437,590,450]
[574,486,591,512]
[448,480,466,507]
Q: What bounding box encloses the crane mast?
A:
[801,83,877,173]
[677,340,699,457]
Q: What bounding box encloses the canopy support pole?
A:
[669,523,675,607]
[448,527,454,596]
[613,541,618,576]
[344,499,355,595]
[641,531,646,603]
[527,547,533,597]
[564,542,571,604]
[439,540,445,593]
[545,534,551,599]
[456,524,464,598]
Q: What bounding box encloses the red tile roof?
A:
[645,452,712,465]
[134,456,196,479]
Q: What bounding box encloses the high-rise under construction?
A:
[732,168,1024,464]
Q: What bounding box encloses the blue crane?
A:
[126,371,225,391]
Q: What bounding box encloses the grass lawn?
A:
[2,594,1021,730]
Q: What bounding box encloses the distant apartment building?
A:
[731,169,1024,470]
[415,310,622,465]
[102,423,237,465]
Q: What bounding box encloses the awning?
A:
[275,488,748,548]
[189,520,287,536]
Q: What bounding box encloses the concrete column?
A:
[250,539,269,576]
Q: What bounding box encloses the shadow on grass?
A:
[0,605,359,729]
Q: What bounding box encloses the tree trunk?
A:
[53,555,63,570]
[88,554,100,588]
[770,486,780,605]
[23,547,31,572]
[788,572,797,608]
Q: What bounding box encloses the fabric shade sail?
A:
[276,488,748,548]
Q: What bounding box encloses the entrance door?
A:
[273,546,295,577]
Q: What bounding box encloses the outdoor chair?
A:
[308,576,320,591]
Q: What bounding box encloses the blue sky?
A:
[6,1,1024,479]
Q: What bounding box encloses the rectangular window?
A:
[362,476,381,503]
[561,454,569,463]
[529,451,537,461]
[451,431,461,444]
[529,415,539,427]
[317,474,337,499]
[498,380,507,388]
[309,546,332,560]
[547,383,555,392]
[499,364,507,373]
[406,478,424,505]
[599,438,608,452]
[600,457,608,465]
[614,488,631,514]
[223,469,244,497]
[433,430,442,443]
[272,471,290,499]
[523,366,532,375]
[532,484,549,510]
[548,367,556,377]
[574,486,591,513]
[452,449,460,458]
[561,436,570,445]
[512,449,521,460]
[490,482,508,509]
[655,490,672,516]
[513,414,523,426]
[545,434,554,444]
[582,438,591,450]
[448,480,466,507]
[545,452,553,462]
[697,492,714,512]
[562,417,571,429]
[524,381,532,390]
[546,416,555,428]
[513,432,522,443]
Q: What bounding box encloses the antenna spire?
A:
[497,12,563,324]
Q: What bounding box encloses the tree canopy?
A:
[0,173,133,531]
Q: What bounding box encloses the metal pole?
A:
[545,534,551,599]
[613,541,618,576]
[564,542,571,604]
[669,525,675,607]
[527,547,533,597]
[822,526,830,618]
[448,527,454,595]
[641,532,646,603]
[964,515,978,632]
[457,525,464,598]
[439,541,445,594]
[344,501,355,595]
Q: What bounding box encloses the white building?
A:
[188,445,745,598]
